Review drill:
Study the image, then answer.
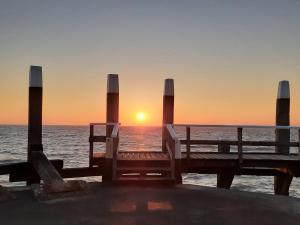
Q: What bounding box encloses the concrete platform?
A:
[0,183,300,225]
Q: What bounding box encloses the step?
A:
[113,176,176,184]
[117,152,170,161]
[116,166,171,173]
[117,160,171,168]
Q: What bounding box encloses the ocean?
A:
[1,125,300,197]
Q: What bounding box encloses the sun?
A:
[136,112,146,122]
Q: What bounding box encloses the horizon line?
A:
[1,122,300,127]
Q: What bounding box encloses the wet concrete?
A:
[0,183,300,225]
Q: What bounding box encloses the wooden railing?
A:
[173,124,300,166]
[89,123,119,167]
[165,124,181,179]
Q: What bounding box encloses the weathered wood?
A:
[93,151,300,167]
[9,166,101,182]
[186,126,191,164]
[89,135,106,143]
[89,124,94,167]
[30,151,81,193]
[180,139,299,147]
[275,80,290,155]
[162,79,174,152]
[275,174,293,196]
[104,74,119,182]
[275,81,291,195]
[27,66,43,185]
[118,152,169,161]
[165,124,182,183]
[237,128,243,165]
[175,124,300,129]
[0,160,61,180]
[59,167,102,178]
[28,66,43,160]
[298,129,300,161]
[31,151,64,184]
[9,160,63,182]
[106,74,119,137]
[217,144,234,189]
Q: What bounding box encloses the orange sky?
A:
[1,1,300,126]
[1,67,300,126]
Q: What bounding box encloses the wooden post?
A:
[186,126,191,165]
[162,79,174,152]
[104,74,119,182]
[217,144,234,189]
[237,127,243,165]
[28,65,43,159]
[27,66,43,184]
[89,124,94,167]
[31,151,83,193]
[274,80,292,195]
[298,129,300,161]
[275,80,290,154]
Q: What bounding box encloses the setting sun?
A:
[136,112,146,122]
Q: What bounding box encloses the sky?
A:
[0,0,300,126]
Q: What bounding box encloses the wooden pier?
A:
[0,67,300,196]
[88,123,300,194]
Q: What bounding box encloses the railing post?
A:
[89,124,94,167]
[275,80,290,154]
[27,65,43,184]
[104,74,119,182]
[237,127,243,166]
[298,129,300,161]
[162,79,174,152]
[186,126,191,164]
[165,124,182,183]
[174,138,182,183]
[106,74,119,137]
[275,80,291,195]
[217,144,234,189]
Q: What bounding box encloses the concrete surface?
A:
[0,183,300,225]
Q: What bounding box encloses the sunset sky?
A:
[0,1,300,126]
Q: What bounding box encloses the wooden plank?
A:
[116,152,169,161]
[180,140,299,147]
[182,152,299,161]
[237,128,243,165]
[89,125,94,167]
[10,165,101,182]
[89,136,106,143]
[186,126,191,162]
[174,124,300,129]
[30,151,83,193]
[31,151,64,185]
[117,167,171,173]
[298,129,300,160]
[0,161,34,175]
[93,152,106,158]
[59,167,102,178]
[8,160,63,182]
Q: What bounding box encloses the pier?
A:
[0,67,300,197]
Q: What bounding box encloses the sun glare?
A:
[136,112,146,122]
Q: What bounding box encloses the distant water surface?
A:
[0,125,299,197]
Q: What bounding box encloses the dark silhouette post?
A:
[274,80,292,195]
[217,144,234,189]
[104,74,119,181]
[27,65,43,184]
[28,66,43,160]
[162,79,174,152]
